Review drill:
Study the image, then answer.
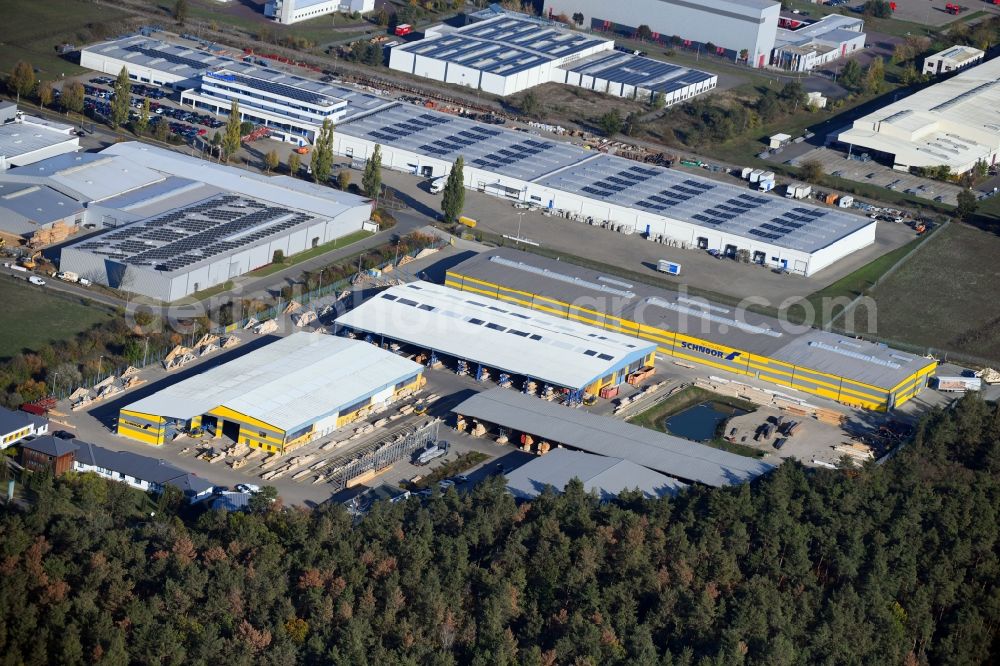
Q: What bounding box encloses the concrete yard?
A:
[790,146,963,206]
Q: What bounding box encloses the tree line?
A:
[0,395,997,664]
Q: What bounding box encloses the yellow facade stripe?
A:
[119,409,165,424]
[208,405,286,437]
[117,423,164,445]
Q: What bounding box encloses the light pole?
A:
[357,251,365,277]
[515,212,525,244]
[98,355,104,377]
[52,372,60,399]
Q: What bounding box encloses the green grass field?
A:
[0,0,133,78]
[0,277,115,359]
[853,223,1000,363]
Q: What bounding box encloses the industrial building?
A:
[543,0,781,68]
[0,111,80,170]
[455,389,774,487]
[771,15,865,72]
[118,332,424,452]
[505,448,687,500]
[335,281,658,400]
[180,62,391,144]
[335,103,876,275]
[446,249,938,411]
[922,45,984,77]
[558,52,717,105]
[837,56,1000,174]
[265,0,373,24]
[0,181,85,240]
[80,35,234,89]
[389,14,615,96]
[44,142,371,301]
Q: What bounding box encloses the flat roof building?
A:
[118,332,424,453]
[81,35,233,89]
[44,142,371,301]
[389,14,615,97]
[505,448,688,500]
[446,249,937,411]
[265,0,374,25]
[543,0,781,68]
[335,103,876,275]
[0,113,80,170]
[336,281,657,398]
[837,56,1000,174]
[455,388,774,487]
[559,52,717,105]
[180,61,392,145]
[771,15,865,72]
[923,45,984,77]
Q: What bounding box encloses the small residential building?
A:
[0,407,48,449]
[72,440,215,502]
[505,448,688,500]
[771,15,865,72]
[20,436,77,476]
[922,45,984,77]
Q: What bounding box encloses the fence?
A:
[328,420,440,493]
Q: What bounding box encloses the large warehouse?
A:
[80,35,233,89]
[118,332,423,451]
[543,0,781,68]
[446,249,938,411]
[51,142,371,301]
[771,15,865,72]
[389,14,614,96]
[837,56,1000,173]
[455,388,774,487]
[388,13,716,103]
[334,103,875,275]
[336,281,658,400]
[0,112,80,170]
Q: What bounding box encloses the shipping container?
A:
[749,169,765,183]
[657,259,681,275]
[935,376,982,392]
[838,195,854,208]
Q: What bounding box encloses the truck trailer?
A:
[935,376,982,392]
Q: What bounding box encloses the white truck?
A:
[656,259,681,275]
[429,176,447,194]
[55,271,79,283]
[935,376,982,392]
[415,440,449,466]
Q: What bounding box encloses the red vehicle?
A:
[945,3,965,13]
[394,23,412,37]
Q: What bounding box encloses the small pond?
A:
[664,401,749,442]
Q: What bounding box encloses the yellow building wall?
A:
[117,410,167,445]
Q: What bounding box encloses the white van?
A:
[429,176,446,194]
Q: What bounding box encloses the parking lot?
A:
[790,146,964,206]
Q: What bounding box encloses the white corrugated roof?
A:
[336,281,657,390]
[124,332,423,432]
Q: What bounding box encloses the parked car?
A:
[28,276,45,286]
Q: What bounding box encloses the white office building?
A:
[265,0,374,24]
[180,62,390,144]
[543,0,781,68]
[922,45,984,76]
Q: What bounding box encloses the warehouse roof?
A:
[336,281,657,391]
[534,154,872,253]
[928,45,984,65]
[124,333,423,433]
[774,14,864,50]
[82,35,232,79]
[396,15,610,76]
[561,52,716,96]
[0,119,78,163]
[447,249,936,389]
[455,389,775,487]
[0,182,83,234]
[67,191,322,274]
[838,56,1000,171]
[339,104,871,253]
[9,152,166,202]
[102,143,369,219]
[505,448,688,500]
[338,102,585,182]
[204,67,345,109]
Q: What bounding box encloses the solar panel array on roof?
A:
[561,52,716,96]
[72,193,319,273]
[207,71,335,107]
[470,138,553,170]
[367,112,451,143]
[123,44,209,71]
